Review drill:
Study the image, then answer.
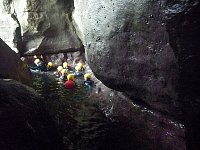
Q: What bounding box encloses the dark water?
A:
[31,72,149,150]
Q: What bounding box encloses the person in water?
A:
[84,73,94,86]
[54,66,63,77]
[59,69,67,81]
[77,62,85,71]
[74,63,84,77]
[64,74,75,89]
[63,62,72,72]
[47,62,53,71]
[30,57,47,72]
[84,73,94,92]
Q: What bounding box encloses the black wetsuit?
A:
[84,79,94,92]
[84,79,94,86]
[47,66,52,71]
[65,66,72,72]
[30,61,47,72]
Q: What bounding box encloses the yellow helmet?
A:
[67,74,74,81]
[61,69,67,75]
[75,65,82,71]
[57,66,63,72]
[34,58,40,65]
[63,62,68,68]
[77,62,83,68]
[84,73,91,79]
[48,62,53,67]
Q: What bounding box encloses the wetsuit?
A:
[74,71,83,77]
[84,79,94,86]
[59,75,67,81]
[84,79,94,92]
[37,61,47,72]
[30,61,47,72]
[47,66,53,71]
[64,66,72,72]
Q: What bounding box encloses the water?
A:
[31,72,103,149]
[31,72,143,150]
[30,72,185,150]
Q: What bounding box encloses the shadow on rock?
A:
[0,79,63,150]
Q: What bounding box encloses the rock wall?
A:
[73,0,180,117]
[0,0,199,149]
[0,0,82,55]
[0,0,19,52]
[0,38,31,84]
[165,1,200,149]
[73,0,200,149]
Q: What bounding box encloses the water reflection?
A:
[31,72,110,150]
[31,72,184,150]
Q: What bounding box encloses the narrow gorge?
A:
[0,0,199,150]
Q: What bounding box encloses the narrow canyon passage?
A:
[0,0,199,149]
[30,72,151,150]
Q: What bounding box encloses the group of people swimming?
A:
[30,57,94,91]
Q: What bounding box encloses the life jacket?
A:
[64,80,75,89]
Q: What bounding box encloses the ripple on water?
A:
[31,72,184,150]
[31,72,112,150]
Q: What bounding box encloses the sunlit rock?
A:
[0,0,19,52]
[0,0,82,55]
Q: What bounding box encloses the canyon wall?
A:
[73,0,200,149]
[0,0,82,55]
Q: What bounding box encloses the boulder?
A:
[0,38,31,84]
[73,0,200,149]
[73,0,180,115]
[0,79,63,150]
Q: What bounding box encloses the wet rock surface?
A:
[0,79,63,150]
[166,1,200,149]
[73,0,200,149]
[0,38,31,84]
[86,65,186,150]
[93,85,186,150]
[73,0,180,116]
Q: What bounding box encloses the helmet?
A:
[63,62,68,68]
[61,69,67,75]
[48,62,53,67]
[34,55,37,59]
[84,73,91,79]
[75,65,82,71]
[34,58,40,65]
[67,74,74,81]
[77,62,83,68]
[57,66,63,72]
